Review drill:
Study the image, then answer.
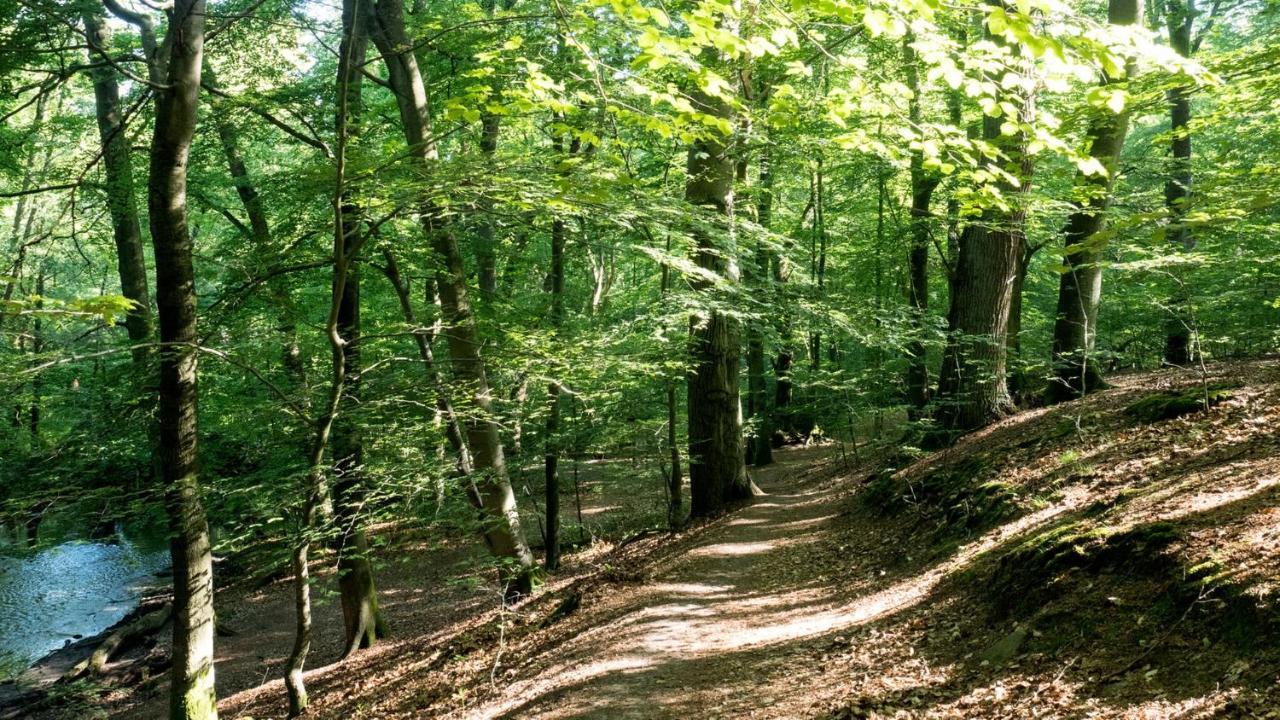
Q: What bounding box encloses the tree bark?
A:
[544,205,566,571]
[1163,0,1196,365]
[365,0,535,599]
[146,2,218,718]
[1047,0,1141,403]
[745,131,773,467]
[686,85,750,518]
[904,33,940,417]
[933,9,1035,438]
[83,9,154,360]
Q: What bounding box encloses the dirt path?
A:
[467,447,868,719]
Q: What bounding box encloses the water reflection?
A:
[0,532,169,680]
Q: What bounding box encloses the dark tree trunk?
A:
[146,2,218,717]
[366,0,534,598]
[332,259,386,654]
[544,208,565,571]
[745,134,773,467]
[904,33,940,417]
[686,87,750,518]
[933,14,1035,438]
[1163,0,1196,366]
[83,10,153,360]
[1048,0,1141,403]
[1005,239,1035,402]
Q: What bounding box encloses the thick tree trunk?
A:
[686,87,749,518]
[366,0,534,598]
[146,2,218,718]
[1163,0,1196,366]
[83,10,153,359]
[1048,0,1141,403]
[933,17,1035,438]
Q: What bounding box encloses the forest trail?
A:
[79,364,1280,720]
[470,446,863,719]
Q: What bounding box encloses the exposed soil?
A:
[23,363,1280,719]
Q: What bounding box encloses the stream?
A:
[0,533,169,680]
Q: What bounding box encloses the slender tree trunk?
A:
[745,131,773,467]
[331,256,387,654]
[544,210,566,571]
[146,2,217,718]
[284,2,368,712]
[206,70,307,383]
[809,160,826,370]
[904,33,939,417]
[366,0,534,598]
[1163,0,1196,365]
[472,0,515,300]
[83,10,153,360]
[686,84,749,518]
[29,271,43,440]
[660,233,684,526]
[380,249,474,477]
[1047,0,1141,403]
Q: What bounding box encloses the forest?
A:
[1,0,1278,717]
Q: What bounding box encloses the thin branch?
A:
[202,81,333,156]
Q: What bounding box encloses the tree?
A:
[933,5,1037,436]
[364,0,536,598]
[1047,0,1143,402]
[145,0,218,717]
[686,79,750,517]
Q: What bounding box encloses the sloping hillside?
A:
[75,362,1280,719]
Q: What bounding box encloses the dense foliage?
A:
[1,0,1278,715]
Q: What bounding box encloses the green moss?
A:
[1124,384,1236,423]
[989,520,1182,615]
[865,456,1018,540]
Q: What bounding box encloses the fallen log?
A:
[61,602,171,683]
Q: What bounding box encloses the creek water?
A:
[0,531,169,680]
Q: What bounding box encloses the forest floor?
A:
[33,361,1280,719]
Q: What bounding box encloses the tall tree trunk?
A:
[206,71,306,383]
[29,271,44,440]
[328,7,384,657]
[746,139,774,467]
[1163,0,1196,365]
[472,0,515,300]
[660,233,684,526]
[1047,0,1141,403]
[331,256,386,654]
[809,160,826,370]
[933,10,1035,438]
[1005,238,1035,401]
[686,85,749,518]
[904,33,940,417]
[365,0,534,598]
[146,2,217,718]
[544,200,566,571]
[83,10,153,360]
